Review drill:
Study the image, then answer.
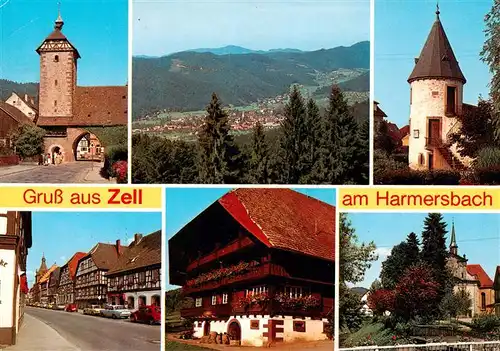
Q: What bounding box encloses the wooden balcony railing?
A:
[182,263,289,295]
[181,300,323,319]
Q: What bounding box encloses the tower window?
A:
[55,80,58,86]
[446,86,457,115]
[54,100,57,107]
[54,55,59,62]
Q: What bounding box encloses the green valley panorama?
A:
[132,42,370,184]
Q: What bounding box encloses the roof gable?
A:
[218,189,335,261]
[65,252,87,280]
[467,264,493,288]
[0,101,35,125]
[408,12,465,84]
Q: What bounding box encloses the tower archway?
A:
[72,131,102,162]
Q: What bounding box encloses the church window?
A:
[54,55,59,62]
[446,86,457,115]
[481,292,486,310]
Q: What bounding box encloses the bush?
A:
[470,314,500,333]
[10,124,46,158]
[106,144,128,164]
[474,166,500,185]
[474,147,500,168]
[376,169,460,185]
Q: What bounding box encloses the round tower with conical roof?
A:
[408,5,466,170]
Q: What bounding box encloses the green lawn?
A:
[165,341,212,350]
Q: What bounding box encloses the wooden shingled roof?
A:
[408,10,465,84]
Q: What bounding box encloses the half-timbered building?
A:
[74,241,122,308]
[48,267,61,304]
[56,252,86,306]
[106,232,161,309]
[0,211,32,346]
[39,264,58,304]
[169,189,335,347]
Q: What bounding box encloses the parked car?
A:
[101,305,131,319]
[83,305,104,316]
[52,304,65,311]
[130,305,161,325]
[65,303,77,312]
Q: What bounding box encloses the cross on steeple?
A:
[436,1,440,18]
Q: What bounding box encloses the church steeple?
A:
[408,4,466,84]
[450,219,458,255]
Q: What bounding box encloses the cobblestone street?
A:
[0,162,113,183]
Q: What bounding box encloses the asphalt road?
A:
[26,307,161,351]
[0,162,108,183]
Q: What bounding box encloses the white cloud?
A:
[375,247,392,259]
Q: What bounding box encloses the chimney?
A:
[414,57,419,64]
[116,239,122,255]
[134,233,143,245]
[24,94,28,102]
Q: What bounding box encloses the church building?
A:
[446,222,495,317]
[33,10,127,162]
[407,6,473,171]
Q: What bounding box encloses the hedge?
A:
[376,169,461,185]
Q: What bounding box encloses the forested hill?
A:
[0,79,39,101]
[132,41,369,118]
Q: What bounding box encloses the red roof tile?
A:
[106,231,161,275]
[85,242,123,270]
[400,125,410,136]
[66,252,87,281]
[37,86,127,127]
[218,189,335,261]
[467,264,493,288]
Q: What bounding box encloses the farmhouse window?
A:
[211,295,217,305]
[195,298,202,307]
[246,286,267,296]
[293,321,306,332]
[285,286,309,298]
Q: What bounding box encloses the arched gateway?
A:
[35,10,127,163]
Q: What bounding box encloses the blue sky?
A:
[27,212,162,287]
[375,1,492,127]
[165,187,336,290]
[133,0,370,56]
[0,0,128,85]
[347,213,500,289]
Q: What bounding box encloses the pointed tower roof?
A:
[450,219,457,249]
[39,253,48,272]
[35,5,81,58]
[408,5,465,84]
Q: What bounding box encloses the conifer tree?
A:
[421,213,449,301]
[197,93,241,184]
[300,98,322,183]
[325,85,360,184]
[279,85,307,183]
[353,119,370,184]
[248,121,269,184]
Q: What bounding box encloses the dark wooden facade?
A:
[75,255,108,307]
[169,200,334,322]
